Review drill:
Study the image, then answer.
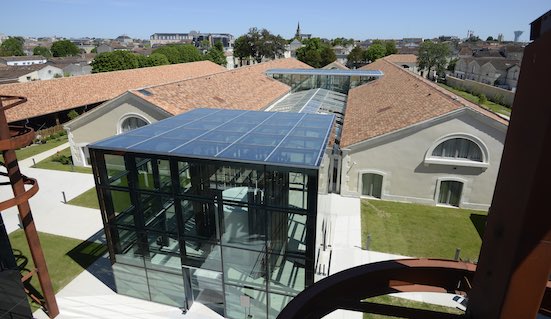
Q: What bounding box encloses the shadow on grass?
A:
[470,213,487,239]
[66,230,115,290]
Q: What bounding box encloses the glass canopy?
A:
[266,68,383,94]
[91,108,335,169]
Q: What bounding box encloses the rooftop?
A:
[0,61,226,123]
[341,57,508,147]
[131,58,311,115]
[90,108,335,169]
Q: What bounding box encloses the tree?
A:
[146,53,170,67]
[205,41,227,66]
[296,38,336,68]
[233,28,286,64]
[346,46,365,68]
[365,43,386,62]
[384,40,397,55]
[152,44,203,64]
[0,37,24,56]
[447,58,458,71]
[417,41,450,79]
[51,40,80,57]
[486,36,494,41]
[91,51,139,73]
[152,45,180,64]
[67,110,79,120]
[33,46,52,57]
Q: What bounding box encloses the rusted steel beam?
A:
[467,13,551,319]
[0,95,59,318]
[341,301,464,319]
[277,258,475,319]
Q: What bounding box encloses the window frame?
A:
[435,177,466,208]
[117,113,151,134]
[425,133,489,168]
[357,169,386,199]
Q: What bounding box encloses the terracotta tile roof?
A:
[322,61,349,70]
[384,54,418,64]
[132,58,311,115]
[0,61,226,122]
[341,59,508,148]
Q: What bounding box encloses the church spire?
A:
[295,22,301,39]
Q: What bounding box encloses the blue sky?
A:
[2,0,548,41]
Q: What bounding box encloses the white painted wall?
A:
[341,111,506,210]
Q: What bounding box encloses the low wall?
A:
[446,76,515,107]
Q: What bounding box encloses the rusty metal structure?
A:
[279,10,551,319]
[0,95,59,318]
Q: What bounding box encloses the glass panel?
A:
[182,239,222,272]
[189,268,225,316]
[147,269,186,307]
[109,190,134,226]
[215,166,264,203]
[223,246,266,290]
[221,204,266,251]
[432,138,483,162]
[112,227,144,267]
[266,148,319,167]
[268,293,294,319]
[130,137,186,153]
[112,263,149,300]
[105,154,128,186]
[180,199,218,240]
[178,161,192,193]
[225,285,267,319]
[121,116,148,133]
[268,253,306,295]
[145,231,180,273]
[141,194,175,231]
[135,157,154,190]
[157,159,171,192]
[268,211,307,256]
[289,172,307,209]
[219,144,274,162]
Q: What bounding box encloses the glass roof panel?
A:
[89,108,334,169]
[266,68,384,77]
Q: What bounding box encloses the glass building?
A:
[266,69,383,94]
[88,108,335,318]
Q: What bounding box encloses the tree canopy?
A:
[331,37,355,47]
[0,37,24,56]
[365,43,386,62]
[384,40,398,55]
[33,46,52,57]
[296,38,336,68]
[51,40,80,57]
[205,41,227,66]
[233,28,286,63]
[346,46,365,68]
[417,41,450,79]
[152,44,203,64]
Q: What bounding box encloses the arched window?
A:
[425,134,489,168]
[432,138,482,162]
[361,173,383,198]
[119,115,149,133]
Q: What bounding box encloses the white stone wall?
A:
[341,112,506,210]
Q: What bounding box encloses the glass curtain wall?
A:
[91,150,318,319]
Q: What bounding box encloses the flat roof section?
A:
[266,68,384,77]
[90,108,335,169]
[269,88,347,114]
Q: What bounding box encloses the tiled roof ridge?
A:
[132,57,308,91]
[379,59,509,124]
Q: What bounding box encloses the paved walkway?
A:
[1,143,103,239]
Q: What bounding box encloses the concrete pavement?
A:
[1,142,103,239]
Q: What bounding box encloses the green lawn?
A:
[361,199,486,261]
[32,147,92,174]
[438,83,511,117]
[9,230,107,311]
[67,187,100,209]
[363,295,463,318]
[0,136,68,161]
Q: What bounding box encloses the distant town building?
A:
[0,55,47,66]
[0,64,63,84]
[150,32,234,49]
[454,57,520,90]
